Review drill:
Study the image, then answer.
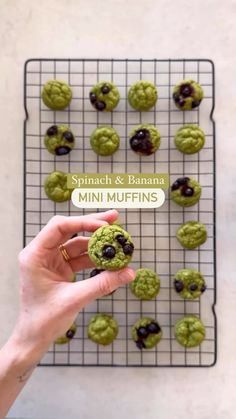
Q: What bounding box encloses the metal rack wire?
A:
[24,59,216,367]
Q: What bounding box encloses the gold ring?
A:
[58,244,71,262]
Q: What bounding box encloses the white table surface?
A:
[0,0,235,418]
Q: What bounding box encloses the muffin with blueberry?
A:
[54,323,77,344]
[89,81,120,111]
[174,268,206,299]
[171,177,201,207]
[173,80,204,110]
[88,224,134,271]
[90,126,120,156]
[174,315,206,348]
[130,268,160,300]
[87,314,119,345]
[132,318,162,350]
[175,124,205,154]
[41,80,72,110]
[44,125,75,156]
[176,221,207,249]
[128,81,158,111]
[129,124,161,156]
[44,171,71,202]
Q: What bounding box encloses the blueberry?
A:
[180,84,193,98]
[182,186,194,197]
[178,98,185,107]
[116,234,127,246]
[47,125,58,136]
[66,329,75,340]
[192,100,201,109]
[147,322,161,334]
[178,177,190,185]
[189,283,198,292]
[130,137,141,151]
[201,284,207,293]
[136,130,147,139]
[89,268,105,277]
[137,327,149,338]
[171,181,181,191]
[55,146,71,155]
[63,131,74,142]
[123,243,134,255]
[102,245,116,259]
[136,340,145,350]
[89,92,97,104]
[101,85,110,94]
[173,93,180,103]
[95,101,106,111]
[174,279,184,293]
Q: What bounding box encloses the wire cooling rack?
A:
[23,59,216,367]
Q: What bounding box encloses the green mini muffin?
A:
[44,124,75,156]
[132,317,162,350]
[87,314,119,345]
[174,315,205,348]
[90,126,120,156]
[173,79,204,110]
[174,268,206,299]
[175,124,205,154]
[41,80,72,110]
[54,323,77,344]
[171,177,201,207]
[44,171,72,202]
[88,224,134,271]
[89,81,120,111]
[128,80,158,111]
[130,268,160,300]
[129,124,161,156]
[176,221,207,249]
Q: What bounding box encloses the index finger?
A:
[32,209,119,249]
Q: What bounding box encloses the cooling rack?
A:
[24,59,216,367]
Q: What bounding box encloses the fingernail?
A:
[118,267,136,283]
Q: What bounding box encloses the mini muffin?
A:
[128,81,158,111]
[174,268,206,299]
[87,314,119,345]
[90,126,120,156]
[171,177,201,207]
[89,81,120,111]
[130,268,160,300]
[44,124,75,156]
[41,80,72,110]
[129,124,161,156]
[54,323,77,344]
[132,318,162,350]
[174,315,206,348]
[44,171,71,202]
[88,224,134,271]
[175,124,205,154]
[176,221,207,249]
[173,80,204,110]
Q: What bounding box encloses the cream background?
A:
[0,0,235,418]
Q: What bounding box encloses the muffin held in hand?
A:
[44,124,75,156]
[174,268,206,299]
[89,81,120,111]
[174,315,206,348]
[54,323,77,344]
[171,177,201,207]
[132,318,162,350]
[44,171,71,202]
[88,314,119,345]
[176,221,207,249]
[130,268,160,300]
[88,224,134,271]
[175,124,205,154]
[128,80,158,111]
[173,80,204,110]
[41,80,72,110]
[90,126,120,156]
[129,124,161,156]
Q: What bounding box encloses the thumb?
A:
[70,267,135,308]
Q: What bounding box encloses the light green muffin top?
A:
[175,124,205,154]
[174,268,206,299]
[128,80,158,111]
[88,225,134,271]
[44,124,75,156]
[132,317,162,350]
[130,268,160,300]
[87,314,119,345]
[176,221,207,249]
[54,323,77,345]
[129,124,161,156]
[174,315,205,347]
[90,126,120,156]
[173,79,204,111]
[171,177,202,207]
[44,171,72,203]
[89,81,120,111]
[41,80,72,110]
